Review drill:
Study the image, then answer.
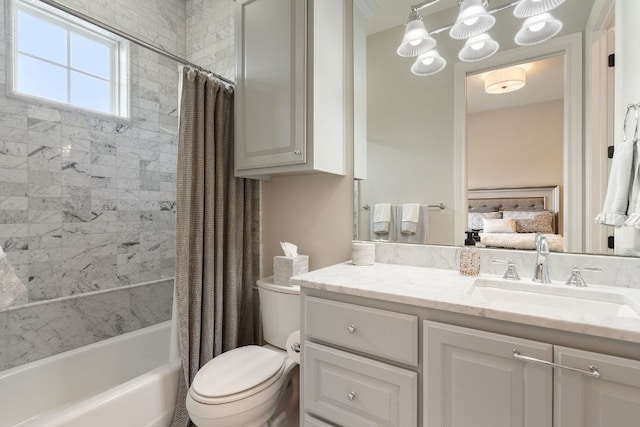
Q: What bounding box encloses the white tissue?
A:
[280,241,298,257]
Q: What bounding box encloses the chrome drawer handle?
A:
[347,325,357,334]
[347,391,356,401]
[513,349,600,378]
[293,149,302,155]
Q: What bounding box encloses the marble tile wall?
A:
[374,242,640,289]
[0,0,181,304]
[186,0,235,80]
[0,278,173,370]
[0,0,186,367]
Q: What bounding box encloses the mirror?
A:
[355,0,633,256]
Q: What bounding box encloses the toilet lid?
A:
[191,345,285,401]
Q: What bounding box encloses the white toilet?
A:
[186,277,300,427]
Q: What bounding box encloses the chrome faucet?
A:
[532,233,551,283]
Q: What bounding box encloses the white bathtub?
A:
[0,321,181,427]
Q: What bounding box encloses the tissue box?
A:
[274,255,309,285]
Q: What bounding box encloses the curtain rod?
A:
[36,0,236,86]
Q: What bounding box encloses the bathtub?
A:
[0,321,181,427]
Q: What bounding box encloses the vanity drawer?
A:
[304,296,418,366]
[303,413,334,427]
[303,341,417,427]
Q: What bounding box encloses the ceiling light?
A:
[514,12,562,46]
[449,0,495,40]
[513,0,566,18]
[397,11,437,57]
[459,33,499,62]
[484,67,526,94]
[411,50,447,76]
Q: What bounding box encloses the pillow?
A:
[468,211,502,230]
[502,210,554,233]
[482,218,516,233]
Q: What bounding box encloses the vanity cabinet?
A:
[424,321,553,427]
[425,321,640,427]
[302,297,419,426]
[554,346,640,427]
[234,0,346,178]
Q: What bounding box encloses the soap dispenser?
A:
[460,232,481,276]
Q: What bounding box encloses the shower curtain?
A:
[171,67,260,427]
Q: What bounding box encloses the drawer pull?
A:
[513,349,601,378]
[347,391,356,401]
[347,325,357,334]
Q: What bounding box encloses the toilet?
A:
[186,277,300,427]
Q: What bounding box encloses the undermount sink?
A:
[468,278,640,320]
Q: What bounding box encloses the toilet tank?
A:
[257,277,300,349]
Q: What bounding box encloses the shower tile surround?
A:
[0,0,188,368]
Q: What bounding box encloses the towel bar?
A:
[362,203,446,210]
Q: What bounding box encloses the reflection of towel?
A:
[595,138,636,227]
[401,203,420,234]
[373,203,391,234]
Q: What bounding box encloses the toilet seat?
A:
[189,345,286,405]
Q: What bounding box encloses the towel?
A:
[372,203,391,234]
[624,142,640,227]
[595,137,636,227]
[401,203,421,234]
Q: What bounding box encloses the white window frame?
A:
[9,0,129,118]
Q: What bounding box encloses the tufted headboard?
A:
[467,186,560,233]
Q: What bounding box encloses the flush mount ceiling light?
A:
[397,9,437,57]
[513,0,566,18]
[450,0,495,40]
[514,12,562,46]
[458,33,499,62]
[411,49,447,76]
[484,67,526,94]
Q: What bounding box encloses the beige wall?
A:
[467,100,564,189]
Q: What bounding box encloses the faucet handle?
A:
[491,259,520,280]
[565,265,602,288]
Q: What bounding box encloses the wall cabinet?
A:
[234,0,346,178]
[425,321,640,427]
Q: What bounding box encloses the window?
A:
[11,0,129,117]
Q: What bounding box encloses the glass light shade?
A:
[513,0,566,18]
[397,18,437,57]
[449,0,496,40]
[458,33,499,62]
[514,13,562,46]
[484,67,527,94]
[411,49,447,76]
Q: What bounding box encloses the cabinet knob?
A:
[347,324,357,334]
[293,149,302,155]
[347,391,356,401]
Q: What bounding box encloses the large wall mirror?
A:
[354,0,640,257]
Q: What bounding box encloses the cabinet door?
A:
[554,346,640,427]
[424,321,553,427]
[303,341,417,426]
[235,0,306,172]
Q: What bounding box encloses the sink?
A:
[468,278,640,319]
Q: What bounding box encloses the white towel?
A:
[373,203,391,234]
[595,138,636,227]
[401,203,420,234]
[625,142,640,227]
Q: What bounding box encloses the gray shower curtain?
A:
[171,67,260,427]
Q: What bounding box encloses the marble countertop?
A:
[291,262,640,344]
